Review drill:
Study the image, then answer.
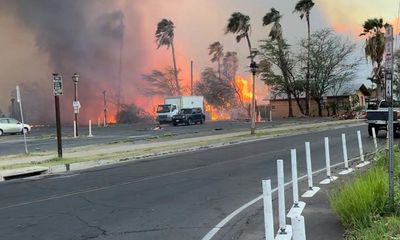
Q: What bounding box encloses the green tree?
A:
[360,18,386,100]
[294,0,315,116]
[262,8,296,117]
[155,19,181,95]
[209,41,224,80]
[225,12,257,133]
[299,29,358,116]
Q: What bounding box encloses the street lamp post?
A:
[72,73,80,137]
[250,61,258,135]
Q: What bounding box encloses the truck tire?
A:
[187,118,193,126]
[368,124,378,137]
[173,122,178,126]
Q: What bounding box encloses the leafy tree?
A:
[299,29,358,116]
[294,0,315,116]
[142,67,181,96]
[117,104,150,124]
[195,67,236,109]
[209,41,224,80]
[359,18,386,100]
[226,12,257,133]
[262,8,297,117]
[155,19,180,95]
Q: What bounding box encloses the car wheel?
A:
[200,119,204,124]
[187,118,192,125]
[173,123,178,126]
[0,129,3,136]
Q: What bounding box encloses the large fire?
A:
[235,76,253,103]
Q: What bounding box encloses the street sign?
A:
[73,101,81,114]
[53,74,63,96]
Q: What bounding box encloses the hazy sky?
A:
[1,0,400,121]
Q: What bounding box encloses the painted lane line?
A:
[200,153,376,240]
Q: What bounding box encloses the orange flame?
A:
[108,115,117,124]
[235,76,253,102]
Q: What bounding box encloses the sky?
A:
[1,0,400,123]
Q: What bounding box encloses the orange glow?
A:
[235,76,253,103]
[108,115,117,124]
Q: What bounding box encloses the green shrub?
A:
[329,167,388,229]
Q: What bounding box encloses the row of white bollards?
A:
[73,120,94,138]
[263,130,376,240]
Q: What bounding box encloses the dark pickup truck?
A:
[172,108,205,126]
[366,101,399,136]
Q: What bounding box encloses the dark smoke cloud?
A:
[1,0,146,124]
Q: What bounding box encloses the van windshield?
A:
[157,105,171,113]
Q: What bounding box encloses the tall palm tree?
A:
[360,18,386,100]
[155,19,180,95]
[225,12,256,134]
[208,41,224,80]
[294,0,315,116]
[263,8,294,117]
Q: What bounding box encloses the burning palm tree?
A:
[155,19,181,95]
[225,12,257,134]
[294,0,315,116]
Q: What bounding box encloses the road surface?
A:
[0,125,377,240]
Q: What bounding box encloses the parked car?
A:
[0,118,31,136]
[172,108,205,126]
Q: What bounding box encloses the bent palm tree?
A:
[360,18,386,100]
[155,19,181,95]
[294,0,315,116]
[209,41,224,80]
[225,12,256,134]
[262,8,294,117]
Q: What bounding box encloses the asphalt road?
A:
[0,125,378,240]
[0,118,333,156]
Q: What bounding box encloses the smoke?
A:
[0,0,146,124]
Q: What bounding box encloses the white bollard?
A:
[372,127,378,150]
[276,160,292,239]
[103,117,106,127]
[320,137,338,184]
[88,120,93,137]
[97,118,100,127]
[302,142,320,198]
[339,133,353,175]
[291,215,306,240]
[73,121,77,138]
[356,130,370,168]
[262,180,274,240]
[287,149,306,218]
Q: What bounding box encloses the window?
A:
[172,105,177,111]
[0,119,8,124]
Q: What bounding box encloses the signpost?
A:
[16,85,28,154]
[53,73,63,158]
[384,24,394,209]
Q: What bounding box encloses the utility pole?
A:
[250,61,258,135]
[191,60,194,96]
[103,90,108,127]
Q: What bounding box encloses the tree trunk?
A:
[293,95,305,115]
[171,41,181,95]
[288,92,294,117]
[305,13,311,116]
[316,99,322,117]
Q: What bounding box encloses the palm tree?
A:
[263,8,294,117]
[225,12,256,134]
[209,41,224,80]
[360,18,386,100]
[294,0,315,116]
[155,19,180,95]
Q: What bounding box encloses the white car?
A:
[0,118,31,136]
